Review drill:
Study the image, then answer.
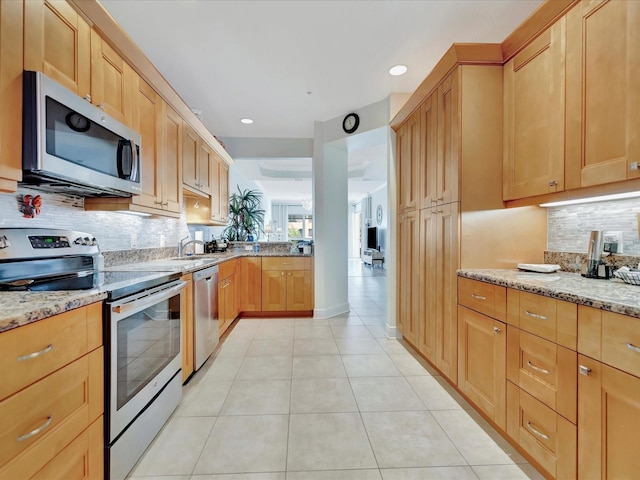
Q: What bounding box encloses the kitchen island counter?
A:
[458,269,640,319]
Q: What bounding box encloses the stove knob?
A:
[0,235,10,249]
[91,237,98,246]
[83,237,90,246]
[74,237,84,245]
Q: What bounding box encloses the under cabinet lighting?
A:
[116,210,152,217]
[540,191,640,207]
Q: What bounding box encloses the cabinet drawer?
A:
[507,382,576,480]
[0,348,103,472]
[0,303,102,401]
[262,257,310,271]
[507,327,577,423]
[578,306,640,378]
[458,277,506,321]
[507,290,577,349]
[219,259,239,280]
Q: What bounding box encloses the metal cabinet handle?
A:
[288,272,292,276]
[17,344,53,362]
[471,293,486,301]
[527,360,549,375]
[17,415,52,442]
[493,326,501,334]
[627,343,640,353]
[525,310,547,321]
[98,102,105,110]
[526,421,549,440]
[84,94,92,102]
[579,365,591,376]
[549,180,557,187]
[281,272,285,276]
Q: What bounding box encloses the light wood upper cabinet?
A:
[397,109,421,213]
[219,161,230,222]
[182,123,211,196]
[565,0,640,188]
[90,30,133,127]
[436,69,459,205]
[162,102,183,213]
[419,94,438,209]
[503,19,566,200]
[24,0,91,98]
[0,0,23,193]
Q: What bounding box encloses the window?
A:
[288,214,313,239]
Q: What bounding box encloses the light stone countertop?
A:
[458,269,640,319]
[0,251,312,333]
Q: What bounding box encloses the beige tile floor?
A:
[127,262,543,480]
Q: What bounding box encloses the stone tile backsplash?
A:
[547,197,640,255]
[0,187,190,252]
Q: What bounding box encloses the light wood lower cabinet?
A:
[261,257,312,313]
[457,306,506,429]
[219,259,239,337]
[0,303,104,479]
[398,210,419,345]
[181,273,194,383]
[240,257,262,312]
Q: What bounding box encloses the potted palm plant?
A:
[221,187,266,241]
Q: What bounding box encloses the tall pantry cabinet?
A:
[394,49,546,385]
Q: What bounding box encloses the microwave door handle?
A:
[130,141,139,182]
[117,139,135,179]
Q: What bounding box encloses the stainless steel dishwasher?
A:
[193,265,219,370]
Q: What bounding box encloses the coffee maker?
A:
[582,230,613,279]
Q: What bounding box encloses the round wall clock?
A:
[376,205,383,225]
[342,113,360,134]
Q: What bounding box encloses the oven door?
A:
[106,279,186,442]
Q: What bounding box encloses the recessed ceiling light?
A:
[240,118,254,124]
[389,65,408,76]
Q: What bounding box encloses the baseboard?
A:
[313,302,350,319]
[385,322,400,338]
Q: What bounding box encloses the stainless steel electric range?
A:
[0,228,186,480]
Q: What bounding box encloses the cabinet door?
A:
[182,123,200,192]
[240,257,262,312]
[458,306,506,428]
[578,354,640,479]
[0,0,23,192]
[435,202,459,382]
[397,109,420,213]
[418,208,437,361]
[397,210,419,344]
[566,0,640,188]
[228,273,238,322]
[181,274,194,383]
[24,0,91,97]
[287,270,312,311]
[503,20,566,200]
[162,103,182,213]
[436,70,459,205]
[90,30,132,126]
[262,271,287,311]
[132,75,161,210]
[210,154,222,221]
[419,94,437,209]
[198,141,212,195]
[220,162,229,222]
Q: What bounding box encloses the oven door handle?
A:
[112,280,187,314]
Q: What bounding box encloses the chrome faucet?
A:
[178,235,205,258]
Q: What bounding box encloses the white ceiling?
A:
[100,0,543,204]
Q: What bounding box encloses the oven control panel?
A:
[0,228,100,260]
[28,235,71,249]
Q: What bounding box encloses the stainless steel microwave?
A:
[22,71,141,197]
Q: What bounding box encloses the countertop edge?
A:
[0,292,107,334]
[458,269,640,319]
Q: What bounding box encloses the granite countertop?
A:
[0,290,107,333]
[458,269,640,319]
[0,251,312,333]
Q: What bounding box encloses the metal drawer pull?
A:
[579,365,591,376]
[627,343,640,353]
[17,415,52,442]
[527,360,549,375]
[525,310,547,320]
[17,344,53,362]
[471,293,486,301]
[493,326,501,334]
[526,421,549,441]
